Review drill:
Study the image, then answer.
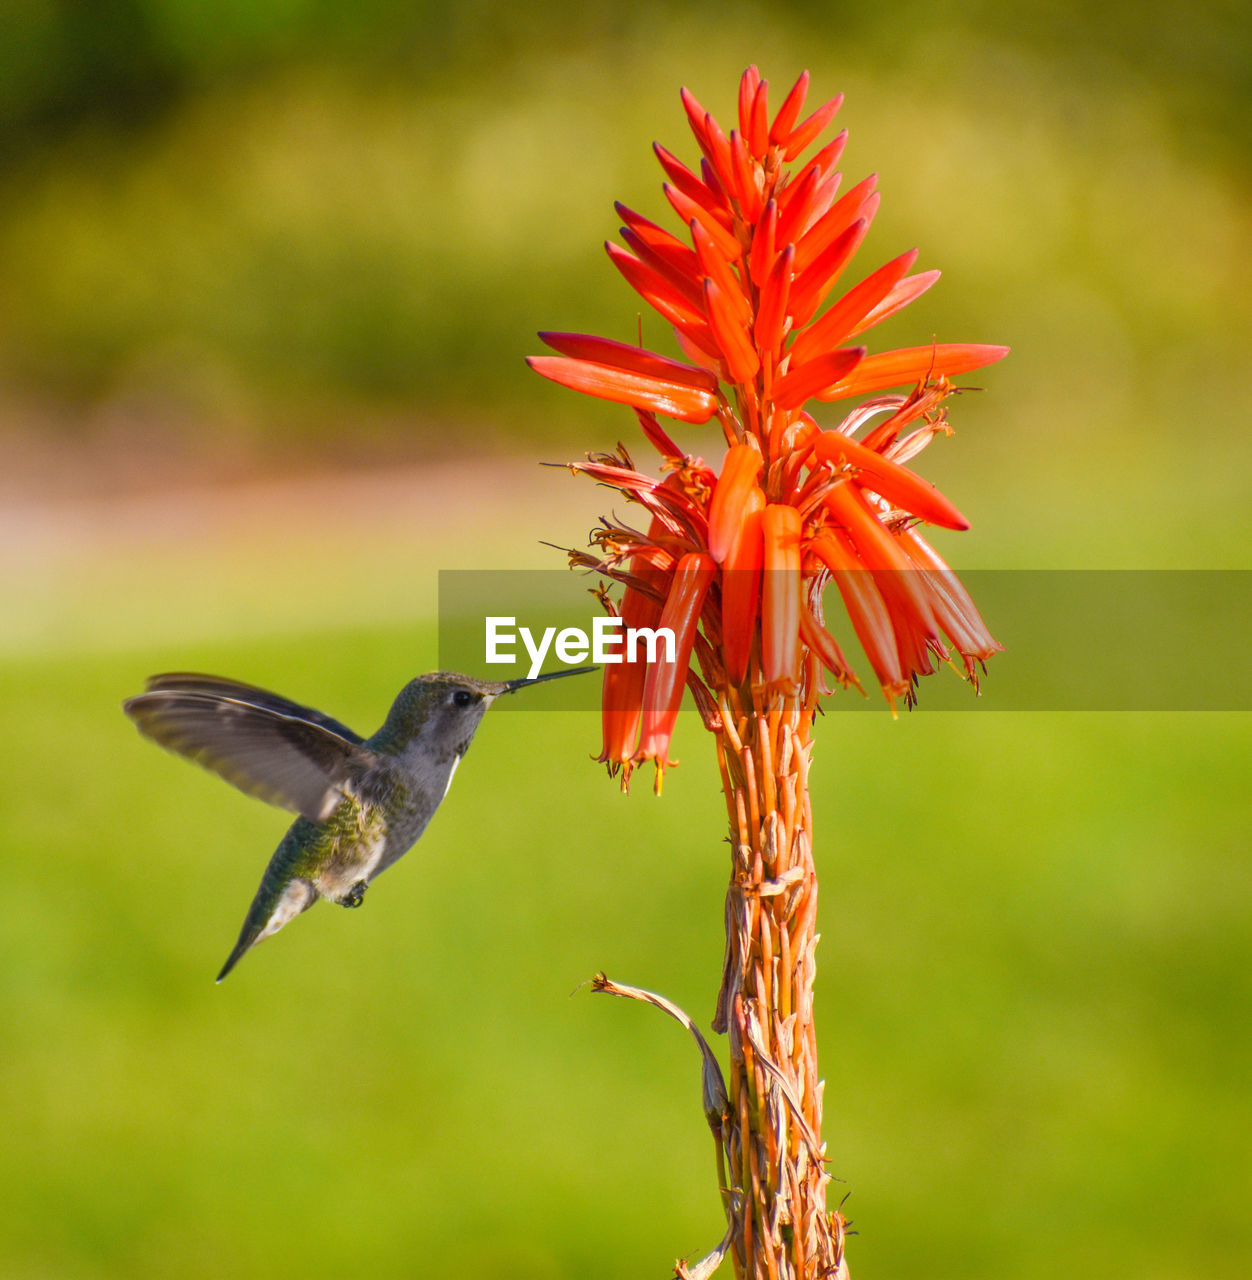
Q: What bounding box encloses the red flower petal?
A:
[701,110,738,200]
[538,333,719,393]
[664,183,742,259]
[704,278,760,385]
[754,243,794,358]
[618,227,705,309]
[747,198,778,288]
[730,129,762,221]
[823,482,943,666]
[815,343,1011,399]
[770,70,810,146]
[690,219,751,325]
[897,526,1002,664]
[809,130,849,179]
[810,530,908,700]
[707,443,764,563]
[601,523,675,765]
[527,355,718,424]
[783,93,844,161]
[653,143,724,220]
[793,173,877,272]
[638,552,716,762]
[772,346,865,412]
[847,269,941,339]
[605,242,706,327]
[633,409,684,461]
[788,249,920,366]
[761,503,802,687]
[788,216,872,327]
[738,65,761,140]
[809,424,970,529]
[775,163,822,245]
[722,487,764,685]
[797,599,857,687]
[747,79,770,158]
[616,206,704,288]
[679,86,714,162]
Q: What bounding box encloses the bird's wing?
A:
[123,673,375,821]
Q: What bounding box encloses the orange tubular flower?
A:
[637,553,716,783]
[761,504,802,688]
[533,65,1008,777]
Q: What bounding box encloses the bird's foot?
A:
[339,880,368,909]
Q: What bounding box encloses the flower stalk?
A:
[533,66,1006,1278]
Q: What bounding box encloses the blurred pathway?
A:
[0,453,593,656]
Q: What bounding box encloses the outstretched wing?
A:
[123,673,375,821]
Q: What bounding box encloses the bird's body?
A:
[123,667,593,980]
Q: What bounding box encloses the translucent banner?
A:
[437,570,1252,711]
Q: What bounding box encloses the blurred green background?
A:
[1,2,1249,1277]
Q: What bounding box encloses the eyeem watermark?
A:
[485,615,675,680]
[440,570,1252,710]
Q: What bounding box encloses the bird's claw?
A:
[340,880,368,908]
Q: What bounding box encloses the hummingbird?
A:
[123,666,595,981]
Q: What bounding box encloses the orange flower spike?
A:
[769,70,810,146]
[761,504,803,687]
[721,486,765,685]
[708,443,765,563]
[747,199,778,287]
[809,426,970,529]
[704,278,761,385]
[537,333,720,394]
[773,346,866,413]
[638,552,716,762]
[754,243,794,359]
[526,355,719,425]
[783,92,845,161]
[816,342,1011,400]
[810,530,908,700]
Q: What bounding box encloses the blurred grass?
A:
[1,2,1250,1277]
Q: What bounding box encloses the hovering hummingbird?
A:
[123,667,595,981]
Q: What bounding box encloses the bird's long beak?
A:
[503,665,598,694]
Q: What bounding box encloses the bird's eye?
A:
[453,690,474,708]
